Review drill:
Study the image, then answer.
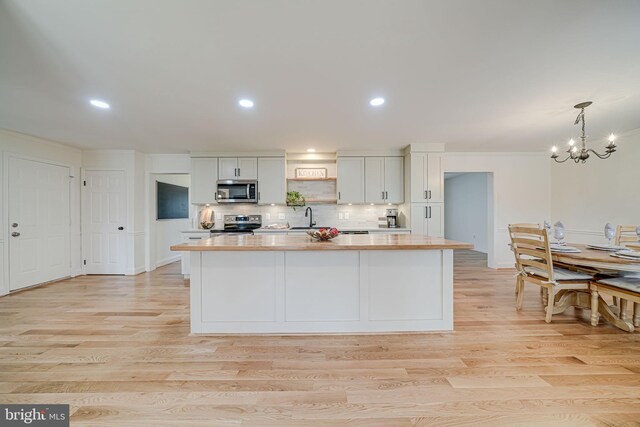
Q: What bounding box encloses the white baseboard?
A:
[127,265,146,276]
[496,262,515,269]
[156,255,181,268]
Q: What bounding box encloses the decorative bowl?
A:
[307,227,339,241]
[200,221,214,230]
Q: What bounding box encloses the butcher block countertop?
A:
[171,233,474,251]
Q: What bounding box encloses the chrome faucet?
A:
[305,207,316,228]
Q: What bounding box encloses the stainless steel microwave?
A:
[216,180,258,203]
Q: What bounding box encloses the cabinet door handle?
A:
[385,191,388,200]
[258,191,261,201]
[338,191,341,200]
[238,168,241,177]
[428,190,432,200]
[425,207,428,219]
[381,191,384,200]
[11,231,20,237]
[429,206,432,219]
[424,190,428,199]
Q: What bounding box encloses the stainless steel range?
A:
[210,214,262,236]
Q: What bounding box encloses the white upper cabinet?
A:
[191,158,219,204]
[257,157,285,205]
[384,157,404,204]
[218,157,258,180]
[218,158,237,180]
[364,157,404,204]
[410,203,444,237]
[410,153,443,203]
[238,158,258,179]
[365,157,385,204]
[337,157,365,204]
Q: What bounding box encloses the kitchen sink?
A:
[289,226,332,230]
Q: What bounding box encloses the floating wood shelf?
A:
[287,177,337,182]
[305,198,338,204]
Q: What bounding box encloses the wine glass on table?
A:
[604,223,615,247]
[553,221,565,245]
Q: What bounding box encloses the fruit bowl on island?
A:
[307,227,339,241]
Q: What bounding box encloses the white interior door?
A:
[82,170,127,274]
[9,157,70,291]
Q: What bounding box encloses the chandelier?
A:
[551,101,617,164]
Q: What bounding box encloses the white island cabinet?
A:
[172,234,472,334]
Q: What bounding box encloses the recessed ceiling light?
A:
[369,97,385,107]
[239,99,254,108]
[90,99,110,109]
[307,148,316,153]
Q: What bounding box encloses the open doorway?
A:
[444,172,494,268]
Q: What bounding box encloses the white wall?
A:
[145,154,191,271]
[82,150,146,275]
[444,173,489,253]
[551,132,640,245]
[443,153,551,268]
[152,174,191,268]
[0,129,82,295]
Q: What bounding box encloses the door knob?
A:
[11,232,20,237]
[11,223,18,228]
[118,226,124,230]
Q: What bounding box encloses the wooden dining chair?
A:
[508,225,592,323]
[590,276,640,331]
[615,225,639,246]
[509,224,541,294]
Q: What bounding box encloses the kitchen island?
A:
[171,234,473,334]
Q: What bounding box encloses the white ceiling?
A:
[1,0,639,153]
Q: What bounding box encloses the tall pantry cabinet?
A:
[405,148,445,237]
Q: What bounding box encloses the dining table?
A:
[547,243,640,332]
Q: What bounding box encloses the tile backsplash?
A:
[192,204,400,230]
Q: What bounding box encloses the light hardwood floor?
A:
[1,250,639,426]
